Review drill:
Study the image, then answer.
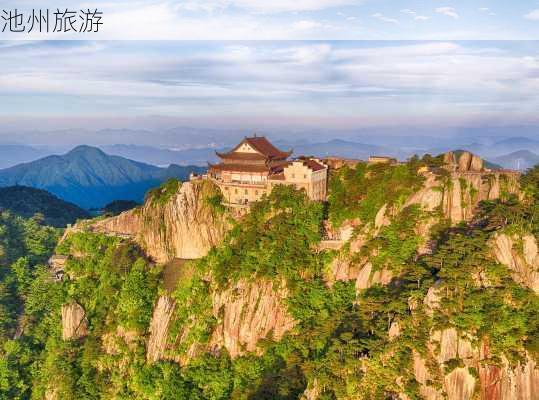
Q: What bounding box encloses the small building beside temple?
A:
[208,136,328,205]
[368,155,398,165]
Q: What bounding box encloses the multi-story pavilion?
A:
[208,136,327,205]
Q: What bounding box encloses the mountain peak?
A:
[67,145,107,157]
[0,147,205,209]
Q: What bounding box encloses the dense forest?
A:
[0,161,537,399]
[0,186,89,227]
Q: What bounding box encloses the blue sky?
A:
[1,2,539,138]
[0,40,538,134]
[1,0,539,39]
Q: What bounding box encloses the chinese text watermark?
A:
[1,9,102,33]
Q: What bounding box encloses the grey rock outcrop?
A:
[491,233,539,293]
[147,296,177,363]
[408,152,518,224]
[61,302,88,340]
[92,180,229,263]
[210,279,295,358]
[413,328,539,400]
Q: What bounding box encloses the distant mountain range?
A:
[102,139,539,170]
[0,145,50,169]
[492,150,539,171]
[1,134,538,174]
[99,140,405,167]
[101,144,220,167]
[0,186,89,227]
[0,146,205,209]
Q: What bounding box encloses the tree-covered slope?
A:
[0,146,205,209]
[102,200,140,216]
[0,186,90,227]
[0,156,537,400]
[0,212,61,397]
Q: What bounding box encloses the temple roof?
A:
[218,136,292,160]
[208,163,271,173]
[215,151,267,161]
[299,159,326,171]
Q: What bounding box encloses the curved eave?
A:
[215,151,230,158]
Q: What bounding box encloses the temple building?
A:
[208,136,327,205]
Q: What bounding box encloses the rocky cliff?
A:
[491,233,539,293]
[91,180,229,263]
[61,302,88,340]
[303,153,537,399]
[410,328,539,400]
[326,151,520,289]
[50,152,536,400]
[147,295,177,363]
[146,279,295,364]
[410,151,520,224]
[209,279,295,358]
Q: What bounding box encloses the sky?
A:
[1,0,539,40]
[0,1,539,143]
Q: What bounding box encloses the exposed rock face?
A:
[388,321,401,340]
[102,326,139,355]
[301,379,321,400]
[148,281,295,363]
[45,388,58,400]
[444,151,456,165]
[477,346,539,400]
[458,151,473,172]
[328,253,393,291]
[410,171,517,224]
[408,153,518,224]
[492,233,539,293]
[444,367,476,400]
[423,282,442,315]
[375,203,390,229]
[470,154,483,172]
[408,232,539,400]
[61,302,88,340]
[328,253,360,284]
[412,327,539,400]
[355,262,393,290]
[405,173,443,212]
[210,279,295,358]
[323,219,360,241]
[147,296,177,363]
[442,172,519,223]
[92,180,229,263]
[325,205,394,290]
[449,151,484,173]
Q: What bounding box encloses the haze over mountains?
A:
[0,129,537,209]
[0,146,204,209]
[2,127,538,171]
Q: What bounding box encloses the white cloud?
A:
[401,9,429,21]
[183,0,363,14]
[478,7,495,16]
[2,41,539,125]
[435,7,459,19]
[371,13,398,24]
[293,20,323,30]
[524,9,539,21]
[401,9,416,16]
